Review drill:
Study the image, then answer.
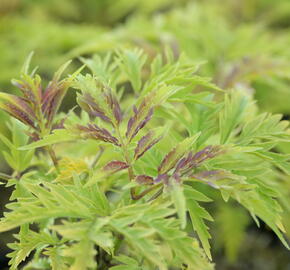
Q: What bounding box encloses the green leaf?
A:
[147,218,213,270]
[7,226,58,270]
[239,113,289,144]
[158,133,201,174]
[219,91,249,144]
[170,181,187,229]
[63,239,97,270]
[21,51,34,75]
[134,127,164,160]
[80,53,119,87]
[0,119,34,171]
[19,129,77,150]
[0,181,110,233]
[187,197,213,260]
[116,49,147,93]
[239,190,289,249]
[110,255,140,270]
[184,185,213,202]
[252,151,290,175]
[44,247,68,270]
[110,221,166,270]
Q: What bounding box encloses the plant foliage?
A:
[0,50,289,269]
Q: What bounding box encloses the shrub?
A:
[0,50,289,269]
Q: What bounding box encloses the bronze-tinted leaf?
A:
[126,92,155,141]
[42,61,84,127]
[154,173,170,185]
[171,145,225,178]
[158,135,200,175]
[126,106,153,141]
[11,74,42,106]
[42,82,68,127]
[103,87,122,125]
[134,130,162,160]
[0,93,36,129]
[77,93,111,123]
[191,170,232,188]
[103,160,129,174]
[51,117,66,130]
[77,124,120,146]
[135,175,154,185]
[192,145,224,166]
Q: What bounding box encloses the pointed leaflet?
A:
[21,51,34,75]
[147,218,213,270]
[0,93,36,129]
[172,145,224,179]
[19,129,77,150]
[80,53,118,86]
[126,82,185,141]
[77,92,111,122]
[192,170,235,182]
[158,133,201,175]
[110,220,167,269]
[139,199,213,269]
[126,88,160,141]
[219,91,248,144]
[41,61,83,127]
[116,48,147,93]
[7,227,58,270]
[110,255,140,270]
[154,173,170,184]
[44,246,68,270]
[191,145,224,167]
[239,113,290,144]
[239,190,289,249]
[135,175,154,185]
[103,86,122,125]
[253,151,290,175]
[103,161,129,174]
[185,189,213,260]
[11,73,42,108]
[10,60,81,130]
[126,104,153,142]
[52,219,112,267]
[63,239,96,270]
[84,160,129,187]
[77,124,120,146]
[170,180,187,229]
[75,75,122,125]
[134,129,163,160]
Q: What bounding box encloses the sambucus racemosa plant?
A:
[0,49,289,269]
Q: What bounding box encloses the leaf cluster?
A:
[0,50,289,269]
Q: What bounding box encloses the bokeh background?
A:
[0,0,290,269]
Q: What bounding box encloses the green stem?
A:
[131,183,162,200]
[0,172,12,181]
[115,125,158,200]
[46,145,59,169]
[91,146,105,168]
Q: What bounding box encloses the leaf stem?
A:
[91,146,105,168]
[115,125,159,200]
[131,183,162,200]
[0,172,12,181]
[46,145,59,169]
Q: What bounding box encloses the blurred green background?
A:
[0,0,290,269]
